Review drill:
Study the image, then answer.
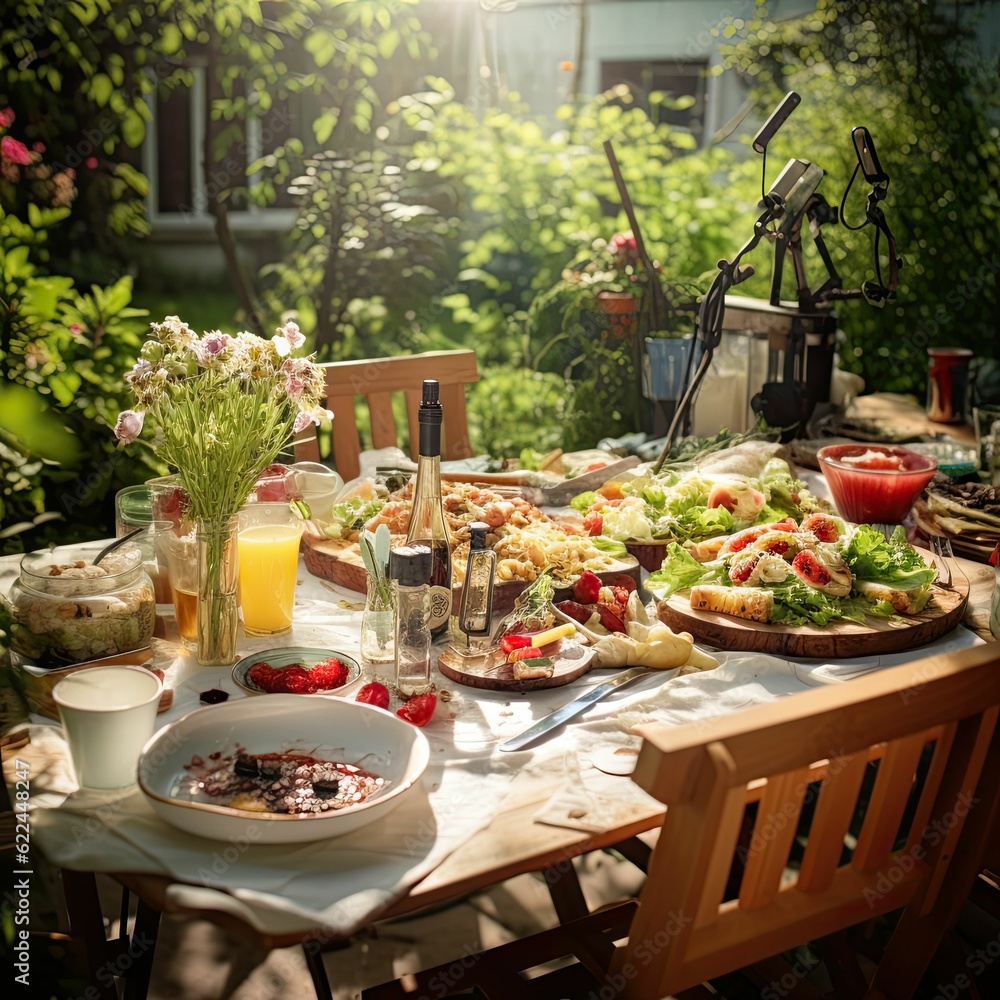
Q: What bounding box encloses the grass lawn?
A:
[132,286,245,333]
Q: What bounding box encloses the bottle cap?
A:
[389,544,432,587]
[468,521,490,551]
[421,380,440,405]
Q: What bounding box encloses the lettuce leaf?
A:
[570,490,597,513]
[646,543,727,598]
[590,536,628,559]
[843,525,938,589]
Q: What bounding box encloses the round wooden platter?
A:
[437,637,596,692]
[300,533,641,613]
[656,577,970,659]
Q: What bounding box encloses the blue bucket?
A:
[644,337,702,400]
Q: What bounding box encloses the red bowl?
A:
[816,444,938,524]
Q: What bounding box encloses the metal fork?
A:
[929,534,954,587]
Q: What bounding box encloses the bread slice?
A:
[690,585,773,623]
[854,580,931,615]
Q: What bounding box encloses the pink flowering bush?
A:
[115,317,332,521]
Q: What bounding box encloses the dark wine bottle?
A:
[405,380,453,636]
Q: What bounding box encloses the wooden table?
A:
[10,551,996,999]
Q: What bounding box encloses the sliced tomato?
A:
[500,634,534,656]
[507,639,563,662]
[582,511,604,536]
[356,682,391,710]
[397,693,437,727]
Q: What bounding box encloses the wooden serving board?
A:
[301,533,641,614]
[437,638,595,691]
[656,577,970,659]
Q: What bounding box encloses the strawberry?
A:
[397,693,436,727]
[309,657,349,690]
[356,682,391,710]
[248,661,277,689]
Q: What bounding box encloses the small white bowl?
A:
[138,695,429,844]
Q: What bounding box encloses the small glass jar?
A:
[6,543,155,668]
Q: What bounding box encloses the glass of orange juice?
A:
[237,503,304,636]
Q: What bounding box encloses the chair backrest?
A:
[611,642,1000,998]
[293,349,480,480]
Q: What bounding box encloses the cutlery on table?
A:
[497,666,653,752]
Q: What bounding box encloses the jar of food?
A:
[5,544,156,668]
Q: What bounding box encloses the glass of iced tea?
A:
[237,503,305,636]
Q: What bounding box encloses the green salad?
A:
[646,523,936,627]
[573,458,824,544]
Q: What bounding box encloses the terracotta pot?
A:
[597,291,638,339]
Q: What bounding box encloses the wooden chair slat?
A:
[852,733,928,873]
[403,389,420,462]
[797,753,869,893]
[694,784,747,928]
[738,768,810,911]
[904,722,956,855]
[367,391,397,451]
[439,381,474,460]
[327,393,362,482]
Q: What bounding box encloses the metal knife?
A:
[497,667,651,752]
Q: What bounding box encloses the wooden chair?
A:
[293,349,480,480]
[363,642,1000,1000]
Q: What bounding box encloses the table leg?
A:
[123,897,161,1000]
[302,940,333,1000]
[61,869,118,1000]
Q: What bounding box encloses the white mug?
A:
[53,666,163,789]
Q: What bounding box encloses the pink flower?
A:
[114,409,145,445]
[69,323,83,334]
[293,410,314,433]
[32,141,45,153]
[279,321,305,350]
[271,334,291,358]
[65,167,75,180]
[85,156,98,169]
[1,136,31,165]
[285,374,306,400]
[202,332,230,355]
[0,108,13,128]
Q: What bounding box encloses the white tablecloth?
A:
[2,545,983,937]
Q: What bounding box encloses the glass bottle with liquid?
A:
[458,521,496,642]
[390,545,433,697]
[405,380,453,637]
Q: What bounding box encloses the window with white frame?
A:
[143,64,300,231]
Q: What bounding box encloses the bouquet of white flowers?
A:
[114,316,332,663]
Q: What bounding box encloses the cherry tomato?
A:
[356,682,391,710]
[500,634,534,655]
[573,569,603,604]
[397,693,437,727]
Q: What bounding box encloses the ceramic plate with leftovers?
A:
[138,694,429,843]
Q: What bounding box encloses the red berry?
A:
[248,662,276,689]
[356,682,391,710]
[396,693,436,727]
[308,659,349,690]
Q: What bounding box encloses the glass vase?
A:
[196,515,239,666]
[360,580,395,664]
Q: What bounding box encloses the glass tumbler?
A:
[237,503,304,636]
[115,485,173,605]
